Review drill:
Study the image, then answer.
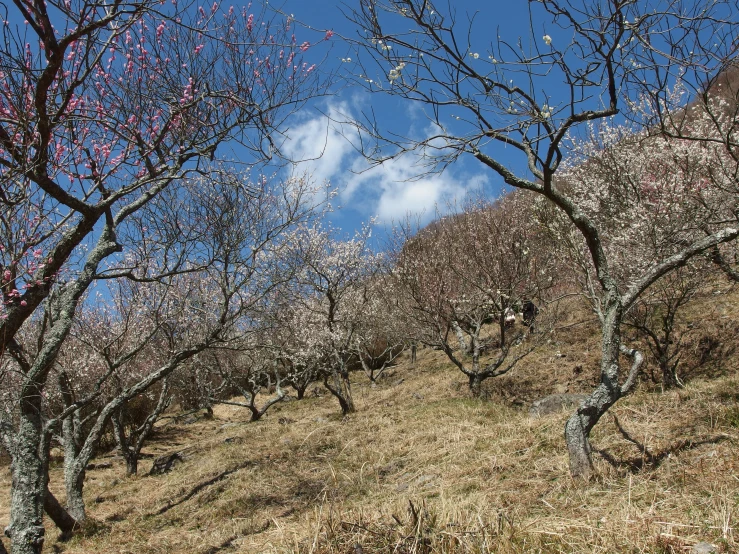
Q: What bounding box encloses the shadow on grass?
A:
[151,460,256,516]
[595,415,731,473]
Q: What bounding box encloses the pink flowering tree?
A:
[344,0,739,478]
[0,0,324,534]
[0,0,326,547]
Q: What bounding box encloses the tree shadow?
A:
[152,459,256,516]
[595,415,730,473]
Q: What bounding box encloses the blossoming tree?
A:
[391,193,556,396]
[545,112,729,389]
[0,0,325,543]
[285,224,381,414]
[43,170,317,524]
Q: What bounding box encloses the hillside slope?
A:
[1,285,738,553]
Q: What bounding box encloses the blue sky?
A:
[263,0,542,234]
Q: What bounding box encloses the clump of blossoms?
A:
[388,61,406,82]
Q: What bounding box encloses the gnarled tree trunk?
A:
[8,390,49,554]
[59,372,88,521]
[565,296,623,478]
[564,297,644,478]
[324,366,355,415]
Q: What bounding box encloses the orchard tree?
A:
[344,0,739,477]
[269,304,322,400]
[2,165,318,554]
[199,343,289,422]
[53,282,170,515]
[624,266,703,389]
[286,224,380,414]
[49,169,317,521]
[345,271,406,384]
[542,113,728,390]
[391,193,555,396]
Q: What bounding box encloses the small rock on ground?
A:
[529,393,589,417]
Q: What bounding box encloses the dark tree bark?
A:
[113,379,172,476]
[468,374,483,398]
[324,367,356,415]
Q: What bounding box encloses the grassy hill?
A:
[1,286,738,553]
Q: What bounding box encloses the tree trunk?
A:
[564,384,619,478]
[125,455,138,476]
[335,372,356,415]
[662,368,682,389]
[452,321,470,354]
[63,459,87,522]
[564,298,623,479]
[336,393,355,415]
[324,369,355,415]
[61,405,88,522]
[660,357,683,390]
[8,394,48,554]
[112,409,137,476]
[249,407,263,422]
[118,441,139,477]
[468,374,483,397]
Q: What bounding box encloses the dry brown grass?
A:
[1,289,738,553]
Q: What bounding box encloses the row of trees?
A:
[16,116,737,547]
[6,122,734,544]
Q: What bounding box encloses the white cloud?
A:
[279,100,490,225]
[279,102,356,188]
[344,156,484,225]
[376,177,459,222]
